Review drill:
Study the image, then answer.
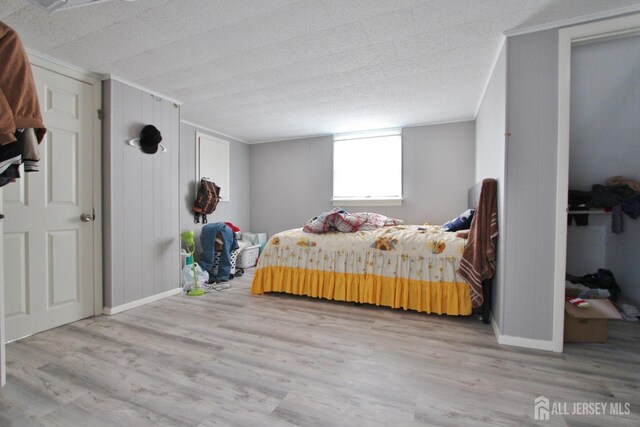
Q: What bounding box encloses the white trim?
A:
[491,315,557,351]
[496,333,556,352]
[332,198,403,207]
[27,54,105,321]
[103,288,183,315]
[196,132,231,202]
[504,6,640,37]
[26,48,102,81]
[180,120,248,144]
[401,117,475,130]
[28,0,114,12]
[490,316,501,341]
[554,13,640,354]
[333,132,403,203]
[104,74,183,106]
[90,71,104,318]
[334,128,401,141]
[250,132,332,145]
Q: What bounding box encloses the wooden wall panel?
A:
[503,31,558,341]
[178,122,250,257]
[103,80,180,309]
[475,45,506,332]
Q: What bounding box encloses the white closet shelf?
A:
[567,209,611,215]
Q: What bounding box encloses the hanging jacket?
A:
[0,21,46,145]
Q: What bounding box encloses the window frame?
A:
[332,129,403,207]
[196,132,230,202]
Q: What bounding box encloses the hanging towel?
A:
[459,178,498,308]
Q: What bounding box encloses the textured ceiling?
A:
[3,0,640,142]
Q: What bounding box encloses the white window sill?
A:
[332,198,403,207]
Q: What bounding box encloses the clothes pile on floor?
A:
[566,268,639,321]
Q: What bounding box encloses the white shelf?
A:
[567,209,611,215]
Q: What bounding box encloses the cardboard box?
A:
[564,299,621,343]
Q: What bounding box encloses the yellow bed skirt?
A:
[251,266,472,316]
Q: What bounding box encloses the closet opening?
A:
[555,15,640,351]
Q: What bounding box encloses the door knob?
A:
[80,213,95,222]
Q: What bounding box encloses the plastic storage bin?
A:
[236,245,260,268]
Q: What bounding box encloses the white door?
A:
[3,65,96,341]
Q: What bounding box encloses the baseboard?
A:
[491,316,501,340]
[491,317,556,352]
[496,335,555,351]
[103,288,183,315]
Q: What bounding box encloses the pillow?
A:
[442,209,475,232]
[303,208,344,233]
[332,211,366,232]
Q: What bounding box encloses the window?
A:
[333,129,402,206]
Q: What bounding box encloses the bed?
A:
[251,180,496,322]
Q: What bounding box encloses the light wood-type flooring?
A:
[1,268,639,426]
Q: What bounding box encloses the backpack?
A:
[193,178,221,224]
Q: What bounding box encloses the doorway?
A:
[2,58,102,342]
[554,14,640,351]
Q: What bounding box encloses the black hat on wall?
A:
[139,125,163,154]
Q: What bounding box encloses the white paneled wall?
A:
[103,80,180,309]
[503,30,559,342]
[475,44,506,332]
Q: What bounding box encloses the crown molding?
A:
[26,48,101,81]
[180,120,248,144]
[103,74,183,105]
[504,6,640,37]
[250,132,332,145]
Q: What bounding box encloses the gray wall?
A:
[566,215,608,276]
[249,122,476,238]
[249,135,333,238]
[569,34,640,190]
[475,44,506,331]
[607,224,640,304]
[103,80,180,308]
[179,122,250,258]
[502,30,558,341]
[568,34,640,303]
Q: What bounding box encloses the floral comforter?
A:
[258,225,467,284]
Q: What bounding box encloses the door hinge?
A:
[97,109,103,120]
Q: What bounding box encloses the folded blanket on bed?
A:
[458,178,498,308]
[303,207,403,234]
